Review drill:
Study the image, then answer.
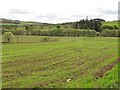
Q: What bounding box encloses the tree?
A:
[94,21,102,32]
[3,32,14,43]
[56,25,61,29]
[101,29,110,37]
[114,25,118,29]
[96,32,100,36]
[73,19,102,32]
[16,28,25,35]
[24,25,33,35]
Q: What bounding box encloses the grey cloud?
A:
[72,14,84,18]
[36,13,71,21]
[8,9,33,14]
[71,14,102,20]
[36,13,72,23]
[98,8,117,14]
[36,13,58,19]
[39,15,72,22]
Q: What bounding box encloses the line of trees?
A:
[30,29,120,37]
[2,26,120,37]
[1,18,120,37]
[73,19,102,32]
[30,29,99,37]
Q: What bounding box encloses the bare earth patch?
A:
[94,57,120,79]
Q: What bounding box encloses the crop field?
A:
[2,36,119,88]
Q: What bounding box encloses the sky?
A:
[0,0,119,24]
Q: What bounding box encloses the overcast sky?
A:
[0,0,119,23]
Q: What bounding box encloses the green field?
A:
[2,36,119,88]
[102,21,118,26]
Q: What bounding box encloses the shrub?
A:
[56,25,61,28]
[102,25,114,30]
[41,37,58,42]
[101,30,109,37]
[96,32,100,36]
[16,28,26,35]
[41,37,50,42]
[3,32,14,43]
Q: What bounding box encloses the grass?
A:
[0,23,19,26]
[2,35,68,43]
[102,21,118,26]
[2,36,119,88]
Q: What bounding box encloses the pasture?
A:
[102,21,118,27]
[2,36,119,88]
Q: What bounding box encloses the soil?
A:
[94,57,120,79]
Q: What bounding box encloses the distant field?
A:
[0,23,19,26]
[102,21,118,26]
[2,36,119,88]
[1,35,73,43]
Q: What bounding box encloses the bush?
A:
[102,25,118,30]
[3,32,14,43]
[41,37,50,42]
[16,28,26,35]
[56,25,61,28]
[2,28,10,34]
[96,32,100,36]
[102,25,114,30]
[41,37,58,42]
[101,29,118,37]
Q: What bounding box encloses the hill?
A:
[0,18,118,27]
[102,21,118,26]
[0,18,20,24]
